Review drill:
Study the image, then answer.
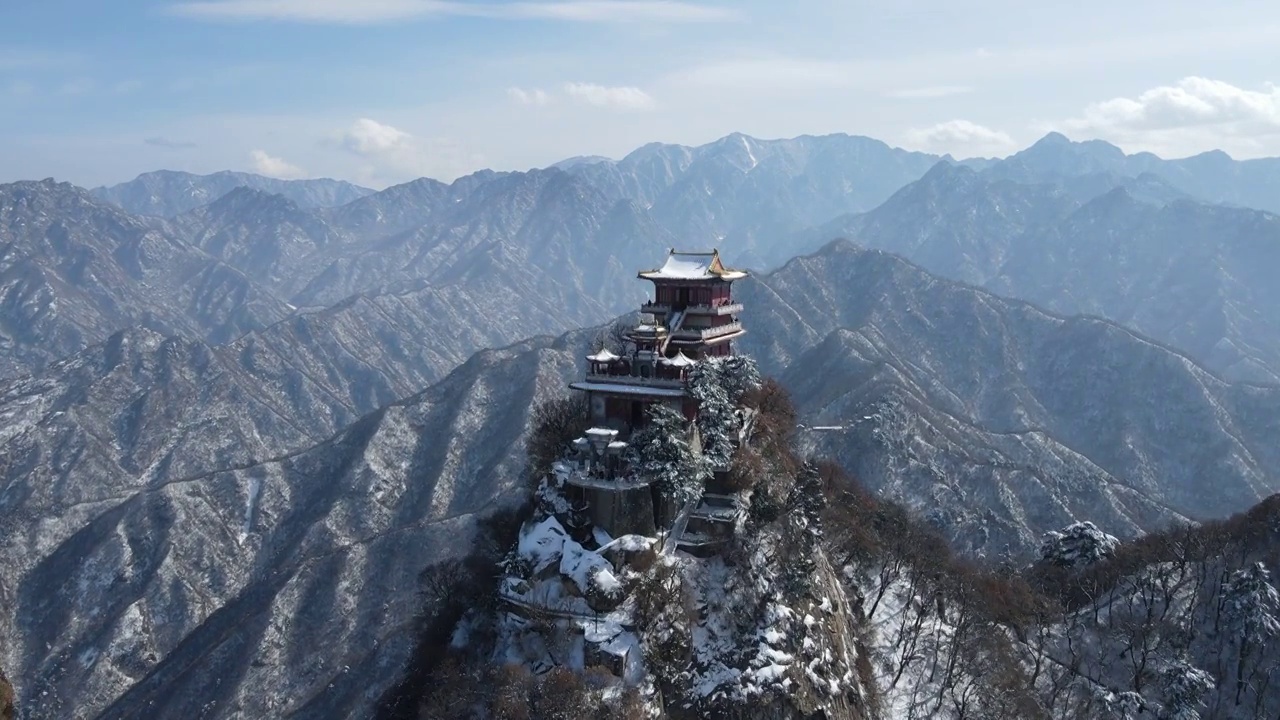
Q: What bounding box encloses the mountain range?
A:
[4,130,1280,717]
[743,241,1280,555]
[91,170,373,218]
[810,154,1280,383]
[6,240,1280,717]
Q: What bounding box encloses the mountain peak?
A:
[203,185,302,215]
[1033,131,1072,147]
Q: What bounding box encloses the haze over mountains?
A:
[3,130,1280,718]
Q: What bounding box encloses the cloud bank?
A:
[1054,77,1280,157]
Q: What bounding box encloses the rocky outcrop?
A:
[1,666,14,720]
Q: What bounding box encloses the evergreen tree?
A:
[1158,660,1214,720]
[1223,562,1280,705]
[690,360,738,469]
[628,403,709,507]
[716,355,762,404]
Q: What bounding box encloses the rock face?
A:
[91,170,373,218]
[0,667,13,720]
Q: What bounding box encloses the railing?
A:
[672,321,743,341]
[641,302,742,316]
[584,369,686,388]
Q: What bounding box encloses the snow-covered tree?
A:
[1223,561,1280,704]
[1224,562,1280,638]
[1158,660,1213,720]
[689,360,740,469]
[628,402,709,508]
[715,355,761,404]
[1038,521,1120,568]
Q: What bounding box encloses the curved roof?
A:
[586,348,620,362]
[638,248,747,281]
[659,351,698,368]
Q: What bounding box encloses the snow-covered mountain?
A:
[0,180,294,377]
[91,170,373,218]
[808,163,1280,383]
[991,131,1280,214]
[742,241,1280,555]
[0,327,595,719]
[5,131,1280,717]
[5,240,1280,717]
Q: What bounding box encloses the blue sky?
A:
[3,0,1280,187]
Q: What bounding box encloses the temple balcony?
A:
[671,321,743,341]
[640,300,743,316]
[584,367,687,389]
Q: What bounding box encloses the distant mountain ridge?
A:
[989,131,1280,214]
[0,179,294,377]
[808,161,1280,383]
[92,170,374,217]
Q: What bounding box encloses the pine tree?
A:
[716,355,762,404]
[1223,562,1280,705]
[1158,660,1213,720]
[690,360,738,469]
[628,403,709,508]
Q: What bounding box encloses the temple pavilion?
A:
[569,248,747,435]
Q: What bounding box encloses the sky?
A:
[3,0,1280,188]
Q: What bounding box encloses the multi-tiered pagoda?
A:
[570,249,747,435]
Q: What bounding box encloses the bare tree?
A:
[525,393,591,481]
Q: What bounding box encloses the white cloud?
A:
[904,119,1016,157]
[563,82,654,110]
[1064,77,1280,132]
[249,149,308,178]
[167,0,734,24]
[343,117,414,155]
[339,117,481,185]
[1053,77,1280,158]
[507,87,551,105]
[886,85,973,100]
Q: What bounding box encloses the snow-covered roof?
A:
[585,427,619,441]
[660,351,698,368]
[638,249,747,281]
[586,348,620,363]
